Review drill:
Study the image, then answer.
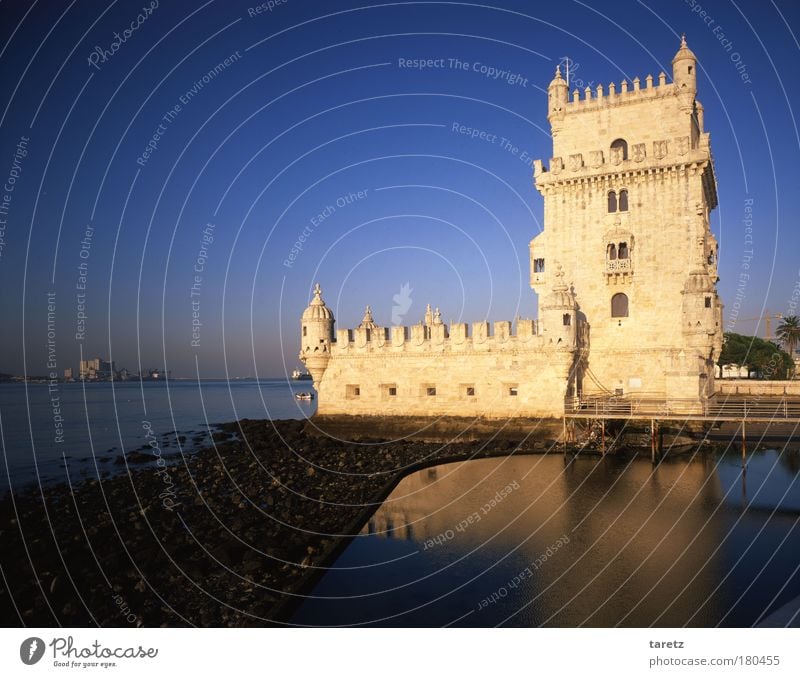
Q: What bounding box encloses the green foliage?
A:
[719,332,794,379]
[776,315,800,357]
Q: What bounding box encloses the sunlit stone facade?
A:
[300,39,722,418]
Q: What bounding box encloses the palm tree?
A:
[776,315,800,367]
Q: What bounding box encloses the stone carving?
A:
[610,146,624,165]
[632,143,646,162]
[676,136,690,156]
[590,150,603,168]
[569,153,583,172]
[550,157,563,174]
[653,139,668,160]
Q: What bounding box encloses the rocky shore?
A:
[0,418,556,627]
[1,416,794,627]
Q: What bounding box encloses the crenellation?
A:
[328,314,550,359]
[494,321,512,341]
[564,72,676,115]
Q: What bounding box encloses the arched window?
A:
[607,190,617,213]
[611,293,629,318]
[562,313,571,326]
[610,138,628,160]
[618,189,628,211]
[607,243,617,260]
[618,242,628,259]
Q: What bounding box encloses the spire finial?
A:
[313,282,322,297]
[555,64,561,77]
[681,33,687,48]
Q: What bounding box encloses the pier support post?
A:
[601,419,605,456]
[651,418,656,464]
[741,419,747,465]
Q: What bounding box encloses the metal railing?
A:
[566,395,800,420]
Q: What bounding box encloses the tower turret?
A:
[358,305,376,329]
[539,264,578,347]
[300,283,335,387]
[672,34,697,113]
[547,65,569,129]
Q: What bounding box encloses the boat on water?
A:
[291,369,312,381]
[295,392,314,401]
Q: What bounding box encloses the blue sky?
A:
[0,0,798,378]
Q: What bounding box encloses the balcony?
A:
[606,258,631,274]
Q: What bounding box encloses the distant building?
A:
[716,364,751,379]
[79,358,115,380]
[63,368,73,380]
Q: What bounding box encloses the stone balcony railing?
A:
[606,258,631,273]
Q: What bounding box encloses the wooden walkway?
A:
[562,395,800,462]
[565,396,800,423]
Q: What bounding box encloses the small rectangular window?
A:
[346,384,360,398]
[705,297,712,308]
[427,387,436,397]
[465,385,475,397]
[303,326,307,336]
[508,386,518,397]
[533,258,545,273]
[389,387,397,396]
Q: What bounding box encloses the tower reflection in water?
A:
[291,451,800,627]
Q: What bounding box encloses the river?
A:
[291,448,800,627]
[0,379,314,491]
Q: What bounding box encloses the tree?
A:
[776,315,800,361]
[718,332,794,379]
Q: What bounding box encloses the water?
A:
[0,379,314,491]
[291,449,800,627]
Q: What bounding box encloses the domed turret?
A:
[672,34,697,111]
[358,305,376,329]
[547,65,569,127]
[539,264,578,346]
[300,283,335,386]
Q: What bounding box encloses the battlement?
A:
[330,317,568,356]
[565,73,674,112]
[533,132,713,182]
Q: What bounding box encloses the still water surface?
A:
[0,380,312,490]
[292,449,800,627]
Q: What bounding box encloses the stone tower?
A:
[531,38,722,409]
[300,283,335,387]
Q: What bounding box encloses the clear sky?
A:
[0,0,798,378]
